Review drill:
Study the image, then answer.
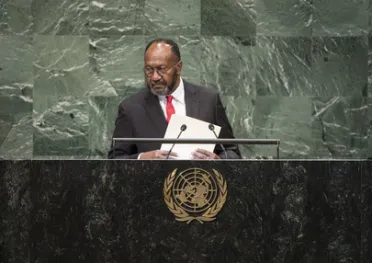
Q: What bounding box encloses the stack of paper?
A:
[160,114,221,159]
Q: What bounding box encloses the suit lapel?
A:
[144,92,167,136]
[184,80,200,119]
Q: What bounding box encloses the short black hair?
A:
[144,38,181,61]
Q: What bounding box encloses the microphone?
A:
[208,124,228,159]
[166,124,187,159]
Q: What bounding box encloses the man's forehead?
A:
[145,43,173,57]
[152,42,172,49]
[144,45,175,64]
[149,41,172,50]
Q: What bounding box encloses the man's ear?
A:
[176,61,183,74]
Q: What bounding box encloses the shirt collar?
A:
[158,77,185,104]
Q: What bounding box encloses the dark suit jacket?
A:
[108,80,241,159]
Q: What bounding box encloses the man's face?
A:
[144,42,182,96]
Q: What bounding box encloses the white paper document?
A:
[160,114,221,159]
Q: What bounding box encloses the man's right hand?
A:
[139,150,178,160]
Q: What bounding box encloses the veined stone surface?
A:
[0,0,371,159]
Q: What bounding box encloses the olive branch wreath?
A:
[163,168,227,224]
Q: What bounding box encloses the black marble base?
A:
[0,160,370,263]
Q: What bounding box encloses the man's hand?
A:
[139,150,178,160]
[191,148,220,160]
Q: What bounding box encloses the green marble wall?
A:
[0,0,371,159]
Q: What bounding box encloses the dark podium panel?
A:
[0,160,371,263]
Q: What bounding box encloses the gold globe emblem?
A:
[163,168,227,223]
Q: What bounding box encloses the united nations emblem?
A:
[163,168,227,224]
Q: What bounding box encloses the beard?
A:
[146,71,178,96]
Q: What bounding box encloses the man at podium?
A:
[108,38,241,160]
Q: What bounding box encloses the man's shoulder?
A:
[184,80,219,97]
[119,88,148,106]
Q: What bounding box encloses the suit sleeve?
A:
[214,94,242,159]
[107,102,139,159]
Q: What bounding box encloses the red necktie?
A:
[166,95,175,123]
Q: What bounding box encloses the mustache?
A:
[150,79,166,85]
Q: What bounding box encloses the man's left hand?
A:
[191,148,220,160]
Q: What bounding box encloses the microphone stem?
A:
[166,129,183,159]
